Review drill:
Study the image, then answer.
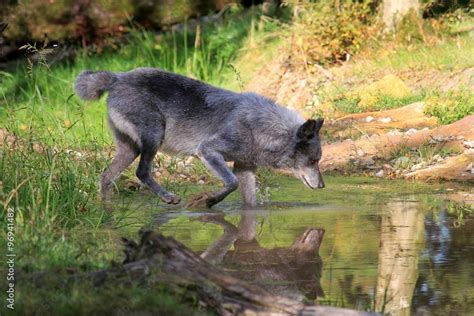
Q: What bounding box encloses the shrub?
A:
[285,0,378,64]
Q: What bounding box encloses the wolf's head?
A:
[291,118,325,189]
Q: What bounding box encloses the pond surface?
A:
[134,176,473,315]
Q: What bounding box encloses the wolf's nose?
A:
[318,182,325,188]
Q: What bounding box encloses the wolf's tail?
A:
[74,70,116,100]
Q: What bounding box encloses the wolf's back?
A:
[74,70,116,100]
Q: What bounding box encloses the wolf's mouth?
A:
[302,175,316,189]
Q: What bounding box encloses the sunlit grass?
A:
[0,7,278,147]
[371,36,474,71]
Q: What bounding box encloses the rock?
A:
[405,128,418,136]
[387,130,402,136]
[123,180,140,191]
[364,158,376,167]
[466,163,473,173]
[375,169,385,177]
[411,162,426,171]
[379,117,392,123]
[463,141,474,149]
[431,154,444,163]
[357,75,411,109]
[327,102,438,142]
[383,164,395,171]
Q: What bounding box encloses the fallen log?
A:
[321,115,474,183]
[404,150,474,182]
[90,230,378,316]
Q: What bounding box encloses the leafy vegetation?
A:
[424,88,474,124]
[333,92,426,113]
[389,141,463,171]
[14,280,210,316]
[1,6,280,144]
[286,0,378,64]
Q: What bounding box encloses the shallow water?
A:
[134,176,473,315]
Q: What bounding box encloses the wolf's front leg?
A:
[197,214,238,264]
[187,145,238,208]
[234,163,257,207]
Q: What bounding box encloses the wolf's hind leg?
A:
[100,136,139,206]
[187,145,238,208]
[234,163,257,208]
[135,141,181,205]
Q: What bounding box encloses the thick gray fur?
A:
[74,68,325,208]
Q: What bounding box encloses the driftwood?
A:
[89,229,378,316]
[321,115,474,182]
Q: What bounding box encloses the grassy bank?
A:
[321,34,474,120]
[232,5,473,121]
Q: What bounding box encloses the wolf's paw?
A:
[101,194,114,212]
[102,200,114,212]
[161,193,181,205]
[186,192,216,208]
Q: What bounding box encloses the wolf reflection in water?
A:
[197,211,325,301]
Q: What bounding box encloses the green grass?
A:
[333,93,426,114]
[0,6,279,146]
[361,28,474,72]
[331,86,473,118]
[424,88,474,124]
[12,280,211,316]
[318,30,474,116]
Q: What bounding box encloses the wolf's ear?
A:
[297,119,316,140]
[315,118,324,133]
[297,118,324,140]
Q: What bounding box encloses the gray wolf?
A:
[74,68,324,208]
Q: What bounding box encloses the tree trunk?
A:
[375,200,424,315]
[383,0,420,31]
